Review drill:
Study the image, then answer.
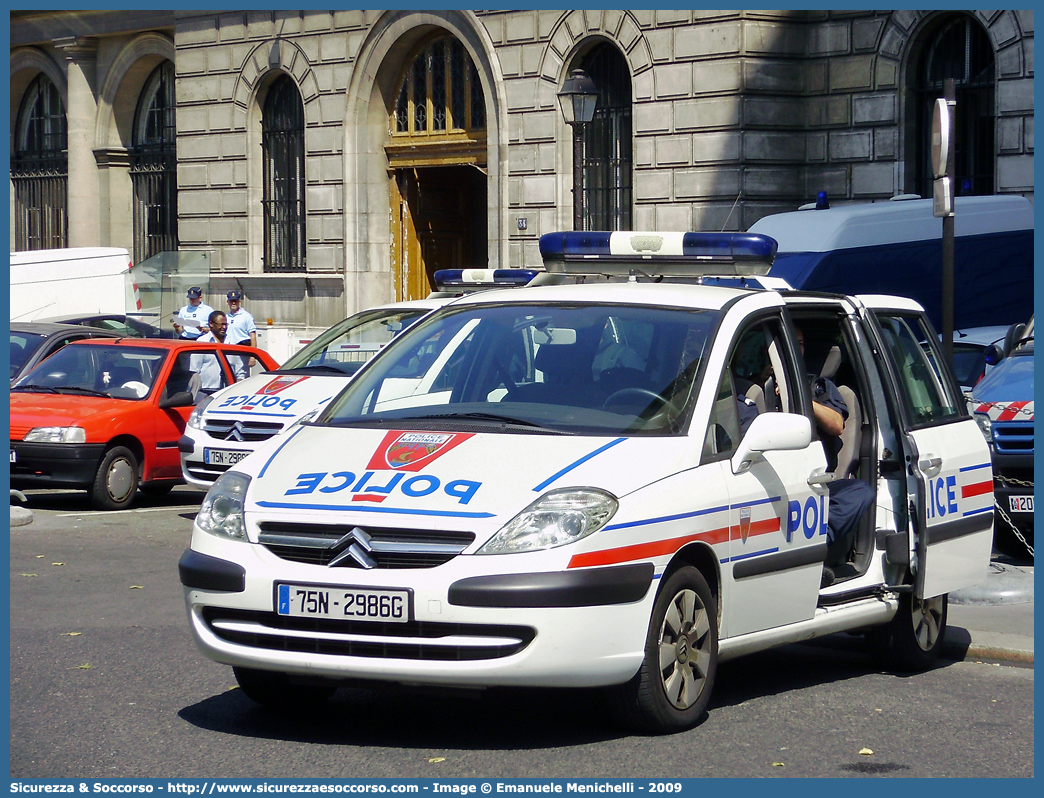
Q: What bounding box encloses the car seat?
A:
[110,366,138,386]
[819,345,861,478]
[515,343,602,407]
[162,363,198,404]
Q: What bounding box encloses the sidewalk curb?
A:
[942,626,1033,666]
[960,645,1034,665]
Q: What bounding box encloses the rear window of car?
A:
[9,332,46,377]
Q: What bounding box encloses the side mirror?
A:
[731,413,812,475]
[159,391,194,409]
[984,344,1003,367]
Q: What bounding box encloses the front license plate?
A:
[1009,495,1034,514]
[276,583,411,623]
[9,450,15,464]
[204,448,249,466]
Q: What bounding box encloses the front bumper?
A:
[9,441,106,489]
[180,530,656,689]
[991,452,1033,535]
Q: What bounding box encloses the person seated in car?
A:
[795,327,875,587]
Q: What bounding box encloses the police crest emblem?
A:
[367,430,472,472]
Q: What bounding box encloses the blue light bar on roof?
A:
[539,231,777,276]
[433,268,539,291]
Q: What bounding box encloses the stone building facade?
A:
[10,9,1034,331]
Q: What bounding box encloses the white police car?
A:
[179,270,536,489]
[179,232,992,732]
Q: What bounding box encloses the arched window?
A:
[391,35,486,140]
[262,75,306,272]
[580,43,632,231]
[130,62,178,262]
[912,16,995,197]
[12,73,68,250]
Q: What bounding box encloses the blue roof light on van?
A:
[538,231,777,277]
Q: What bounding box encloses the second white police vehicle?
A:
[179,270,535,488]
[180,231,993,732]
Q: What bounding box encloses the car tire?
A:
[868,590,948,672]
[609,566,718,733]
[233,667,338,711]
[90,446,139,510]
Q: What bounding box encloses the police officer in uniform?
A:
[224,289,258,374]
[174,287,215,340]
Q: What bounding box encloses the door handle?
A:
[918,456,942,476]
[807,469,835,494]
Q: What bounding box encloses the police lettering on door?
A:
[927,475,958,519]
[786,494,829,542]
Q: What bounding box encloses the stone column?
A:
[54,36,100,248]
[94,148,132,253]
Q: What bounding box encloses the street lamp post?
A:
[557,69,598,231]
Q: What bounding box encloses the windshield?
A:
[278,307,435,376]
[950,343,990,388]
[12,344,168,400]
[9,331,46,379]
[320,302,719,436]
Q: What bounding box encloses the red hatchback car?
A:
[10,338,278,509]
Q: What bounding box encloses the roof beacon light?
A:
[538,231,777,277]
[433,268,539,293]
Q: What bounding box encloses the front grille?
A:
[993,421,1034,456]
[257,522,475,569]
[202,607,534,661]
[204,418,285,442]
[186,463,229,483]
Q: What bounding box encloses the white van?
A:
[179,231,993,732]
[10,247,134,322]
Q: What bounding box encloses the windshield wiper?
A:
[11,384,59,393]
[57,387,117,398]
[277,364,350,375]
[416,411,558,430]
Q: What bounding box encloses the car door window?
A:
[702,367,743,458]
[187,348,229,396]
[703,315,798,460]
[875,314,962,426]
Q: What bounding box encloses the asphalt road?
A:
[9,487,1035,779]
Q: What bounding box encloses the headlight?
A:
[974,412,993,445]
[479,488,618,554]
[23,427,86,444]
[187,394,214,430]
[196,471,251,540]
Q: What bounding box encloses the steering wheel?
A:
[601,387,669,414]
